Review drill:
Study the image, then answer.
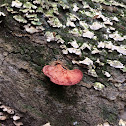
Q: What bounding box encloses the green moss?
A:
[33,65,42,73]
[100,105,118,123]
[94,30,105,42]
[107,51,119,60]
[0,0,12,4]
[119,56,126,64]
[53,48,60,55]
[113,18,126,34]
[86,0,96,9]
[19,0,29,3]
[23,105,45,118]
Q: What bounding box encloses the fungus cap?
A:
[43,64,83,86]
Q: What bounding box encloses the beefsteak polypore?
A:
[43,64,83,86]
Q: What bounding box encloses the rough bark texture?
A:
[0,1,126,126]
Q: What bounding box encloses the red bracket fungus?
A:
[42,61,83,86]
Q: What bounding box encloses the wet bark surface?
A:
[0,1,126,126]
